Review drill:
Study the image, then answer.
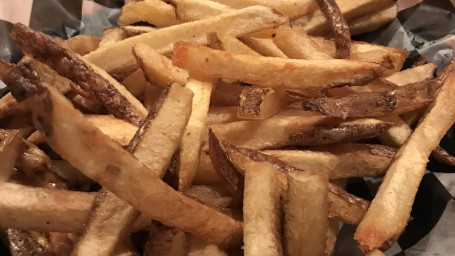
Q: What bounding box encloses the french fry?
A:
[173,42,385,90]
[30,86,242,247]
[240,36,288,58]
[121,25,156,37]
[431,146,455,166]
[121,69,149,97]
[69,94,103,114]
[211,0,319,19]
[99,27,128,49]
[0,58,14,76]
[355,66,455,251]
[292,0,394,35]
[349,3,398,36]
[302,80,437,119]
[0,129,25,181]
[177,79,213,191]
[170,0,232,22]
[63,34,101,55]
[385,63,436,86]
[210,81,243,107]
[366,249,386,256]
[209,116,392,150]
[192,152,222,185]
[243,164,283,256]
[237,87,287,119]
[274,26,332,60]
[214,33,260,56]
[376,115,412,147]
[263,143,396,179]
[143,83,163,110]
[6,229,51,255]
[187,235,227,256]
[206,106,239,125]
[16,140,51,176]
[284,171,328,256]
[184,185,233,210]
[117,0,179,27]
[326,220,340,256]
[133,44,189,88]
[144,224,187,256]
[84,6,287,73]
[11,24,147,126]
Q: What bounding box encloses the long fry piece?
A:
[355,65,455,252]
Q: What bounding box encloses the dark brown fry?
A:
[315,0,351,59]
[432,146,455,166]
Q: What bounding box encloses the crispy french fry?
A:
[178,79,213,191]
[243,165,282,256]
[209,116,392,150]
[117,0,179,27]
[144,224,187,256]
[211,0,319,19]
[214,33,260,56]
[187,235,227,256]
[349,3,397,36]
[263,143,396,179]
[355,66,455,251]
[292,0,394,35]
[206,106,239,125]
[240,36,288,58]
[11,24,147,126]
[237,87,287,119]
[376,115,412,147]
[170,0,232,22]
[284,171,328,256]
[274,26,332,60]
[99,27,128,49]
[0,129,25,181]
[30,86,242,247]
[63,35,101,55]
[173,42,385,90]
[85,6,287,73]
[133,44,189,88]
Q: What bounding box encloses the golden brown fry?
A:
[315,0,351,59]
[355,67,455,252]
[117,0,179,27]
[121,69,149,97]
[144,224,187,256]
[349,3,397,36]
[210,116,392,150]
[302,80,437,119]
[85,6,287,73]
[237,87,287,120]
[206,106,239,125]
[173,42,385,90]
[274,26,332,60]
[284,171,328,256]
[170,0,232,22]
[99,27,128,49]
[16,140,51,176]
[178,79,213,191]
[121,25,157,37]
[263,143,396,179]
[187,235,227,256]
[385,63,436,86]
[11,23,147,126]
[30,86,242,247]
[63,34,101,55]
[0,129,25,182]
[431,146,455,166]
[240,36,288,58]
[243,165,283,256]
[133,44,189,88]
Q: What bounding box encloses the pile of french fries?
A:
[0,0,454,255]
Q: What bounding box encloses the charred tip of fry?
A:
[3,61,45,102]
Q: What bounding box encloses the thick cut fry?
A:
[214,33,260,55]
[206,106,239,125]
[211,0,319,19]
[238,87,287,119]
[210,116,392,150]
[170,0,233,22]
[144,224,187,256]
[178,79,213,191]
[240,36,288,58]
[263,143,396,179]
[184,185,233,210]
[30,86,242,247]
[376,115,412,147]
[0,129,25,181]
[11,23,147,126]
[302,80,437,119]
[292,0,394,35]
[187,235,227,256]
[243,166,282,256]
[309,36,408,73]
[355,69,455,251]
[84,6,287,73]
[315,0,351,59]
[349,3,397,36]
[133,44,189,88]
[274,26,332,60]
[63,35,101,55]
[99,27,128,49]
[285,171,328,256]
[173,42,385,90]
[117,0,178,27]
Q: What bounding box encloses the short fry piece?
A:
[238,87,287,119]
[355,67,455,251]
[173,42,385,90]
[284,171,328,256]
[118,0,178,27]
[243,165,282,256]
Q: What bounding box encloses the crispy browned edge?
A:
[238,87,269,117]
[10,23,144,126]
[431,146,455,166]
[302,80,437,118]
[315,0,351,59]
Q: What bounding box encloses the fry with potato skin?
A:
[237,87,287,120]
[173,42,385,90]
[355,68,455,251]
[29,86,242,247]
